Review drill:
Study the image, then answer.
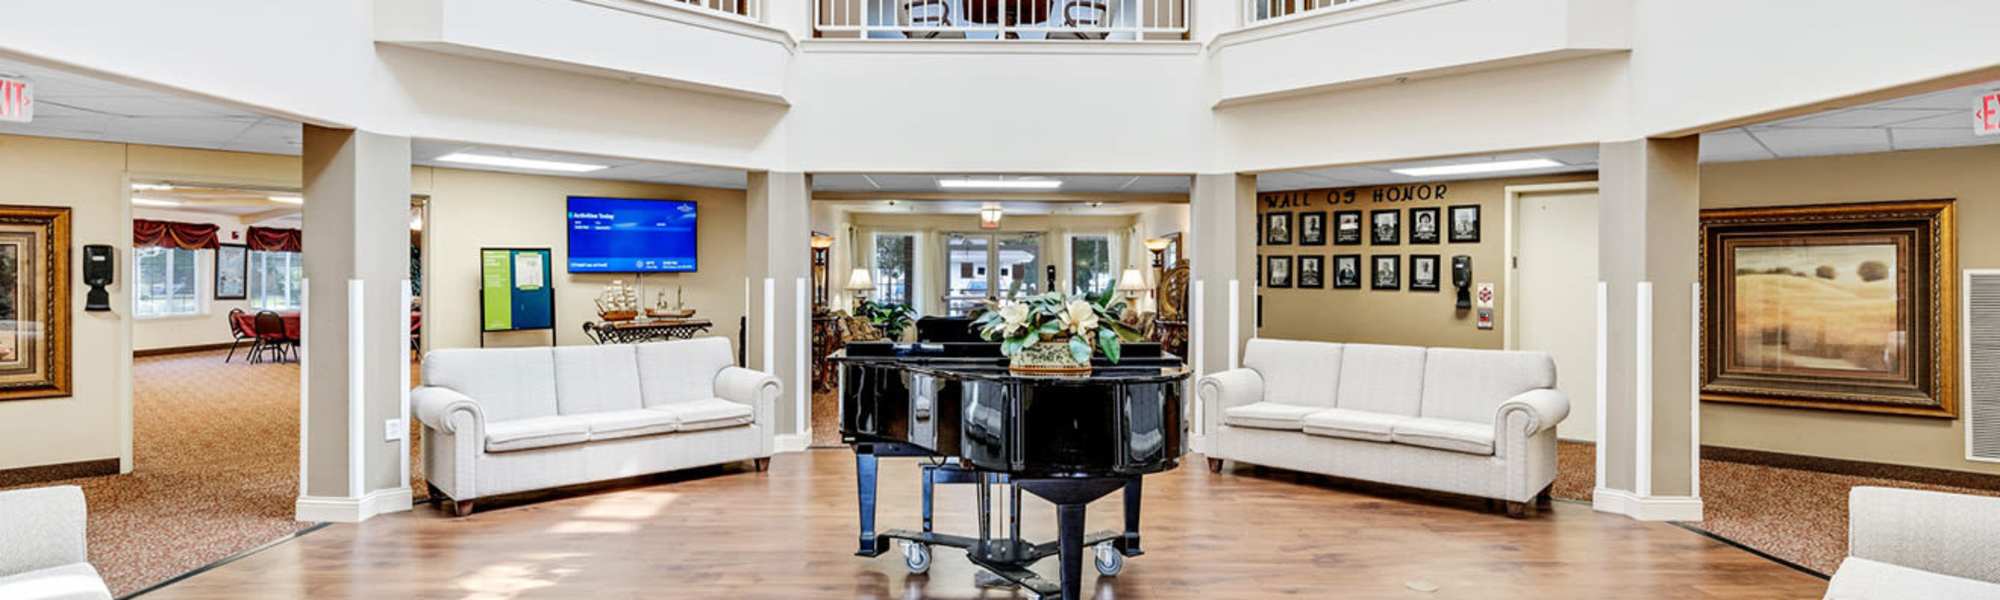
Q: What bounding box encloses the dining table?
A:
[232,310,423,342]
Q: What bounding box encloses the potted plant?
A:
[857,299,916,341]
[971,291,1141,374]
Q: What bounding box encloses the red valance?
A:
[132,219,220,250]
[246,226,303,253]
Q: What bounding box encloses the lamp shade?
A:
[810,233,835,249]
[845,268,876,291]
[1116,268,1149,292]
[1144,237,1170,252]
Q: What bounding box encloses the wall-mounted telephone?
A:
[84,244,114,312]
[1452,255,1472,309]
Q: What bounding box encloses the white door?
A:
[1514,190,1599,441]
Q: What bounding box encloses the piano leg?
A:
[855,452,886,557]
[1016,478,1130,600]
[921,465,935,533]
[976,473,993,552]
[1009,482,1023,545]
[1121,476,1143,556]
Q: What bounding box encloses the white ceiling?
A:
[409,140,749,189]
[1258,146,1601,191]
[813,174,1191,195]
[1698,80,2000,162]
[0,57,300,155]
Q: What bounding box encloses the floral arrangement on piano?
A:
[973,292,1142,374]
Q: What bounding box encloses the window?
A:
[944,232,1041,316]
[134,247,201,318]
[249,250,303,311]
[1070,235,1115,297]
[870,233,916,308]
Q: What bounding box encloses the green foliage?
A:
[857,299,915,339]
[971,291,1142,364]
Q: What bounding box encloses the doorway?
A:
[943,231,1043,315]
[1506,183,1600,442]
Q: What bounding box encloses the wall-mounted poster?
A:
[1410,207,1441,244]
[480,247,556,336]
[1700,199,1957,418]
[0,206,70,402]
[1410,255,1440,291]
[215,243,247,300]
[1332,255,1361,289]
[1265,212,1292,246]
[1334,211,1363,245]
[1370,209,1401,245]
[1371,255,1400,290]
[1299,211,1327,246]
[1265,255,1292,288]
[1297,255,1324,288]
[1449,205,1482,243]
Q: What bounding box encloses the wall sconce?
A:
[1144,237,1170,268]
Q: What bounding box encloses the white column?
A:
[1190,173,1257,445]
[746,171,812,451]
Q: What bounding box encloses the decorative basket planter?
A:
[1009,336,1092,375]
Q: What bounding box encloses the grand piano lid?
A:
[830,342,1189,385]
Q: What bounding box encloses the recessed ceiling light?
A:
[268,195,304,205]
[132,183,174,192]
[132,197,182,207]
[938,178,1063,190]
[1390,158,1564,177]
[436,152,608,173]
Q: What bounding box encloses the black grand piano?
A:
[835,340,1189,600]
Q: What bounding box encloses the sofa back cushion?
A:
[1242,338,1342,407]
[1333,344,1427,416]
[553,344,644,415]
[424,347,558,422]
[1418,348,1556,424]
[636,337,736,406]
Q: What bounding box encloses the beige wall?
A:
[130,208,254,352]
[1256,174,1593,349]
[1700,144,2000,476]
[419,167,749,355]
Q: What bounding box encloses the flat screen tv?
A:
[566,196,698,273]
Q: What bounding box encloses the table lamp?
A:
[1116,267,1149,305]
[845,268,875,311]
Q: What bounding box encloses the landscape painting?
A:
[0,205,70,402]
[1729,243,1901,375]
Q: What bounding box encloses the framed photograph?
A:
[1265,255,1293,288]
[215,243,248,300]
[1449,205,1482,243]
[0,206,71,402]
[1297,255,1325,288]
[1370,209,1401,245]
[1333,211,1363,245]
[1299,211,1327,246]
[1410,207,1441,244]
[1410,255,1440,291]
[1265,212,1293,246]
[1700,199,1957,418]
[1371,255,1400,290]
[1332,255,1362,289]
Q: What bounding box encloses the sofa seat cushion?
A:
[485,416,591,453]
[651,398,755,432]
[1824,556,2000,600]
[579,409,679,442]
[1391,418,1495,455]
[1301,409,1412,443]
[1223,402,1322,431]
[0,562,113,600]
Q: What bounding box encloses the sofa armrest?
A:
[0,485,88,577]
[1848,486,2000,583]
[716,366,780,454]
[1495,388,1569,439]
[1198,368,1264,436]
[413,386,484,436]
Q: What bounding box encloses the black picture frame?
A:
[1265,255,1293,288]
[1333,210,1363,245]
[1297,255,1325,288]
[1265,212,1293,246]
[214,243,248,300]
[1370,209,1401,246]
[1332,255,1362,289]
[1410,254,1441,291]
[1371,255,1400,290]
[1449,204,1482,243]
[1409,207,1441,244]
[1299,211,1327,246]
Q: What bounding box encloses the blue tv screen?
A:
[566,196,699,273]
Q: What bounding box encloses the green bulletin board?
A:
[480,247,555,335]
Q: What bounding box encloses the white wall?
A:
[129,208,255,353]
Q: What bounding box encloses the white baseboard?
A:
[1592,487,1703,522]
[774,433,811,453]
[1190,434,1209,455]
[296,487,414,523]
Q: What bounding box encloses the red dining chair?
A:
[251,311,291,364]
[224,308,256,363]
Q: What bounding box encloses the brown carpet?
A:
[810,390,843,448]
[1553,440,2000,575]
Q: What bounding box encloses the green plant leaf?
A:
[1068,335,1092,364]
[1097,327,1122,363]
[1002,336,1025,357]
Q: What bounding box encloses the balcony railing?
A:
[651,0,762,21]
[1242,0,1375,24]
[814,0,1186,40]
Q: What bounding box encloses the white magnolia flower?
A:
[999,302,1031,336]
[1060,299,1098,336]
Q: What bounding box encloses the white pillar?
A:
[1190,173,1257,444]
[745,171,812,451]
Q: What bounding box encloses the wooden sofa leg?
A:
[452,499,476,517]
[425,483,445,504]
[1535,486,1554,510]
[1205,457,1223,473]
[1504,501,1530,519]
[753,457,770,472]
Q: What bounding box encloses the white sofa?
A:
[1823,487,2000,599]
[414,337,779,515]
[1199,339,1568,516]
[0,485,112,600]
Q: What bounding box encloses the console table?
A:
[581,318,713,345]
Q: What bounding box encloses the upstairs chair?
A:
[0,486,113,600]
[251,310,292,364]
[1047,0,1113,39]
[224,307,255,363]
[898,0,962,38]
[1823,487,2000,599]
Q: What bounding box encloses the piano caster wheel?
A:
[1094,542,1124,576]
[901,542,931,574]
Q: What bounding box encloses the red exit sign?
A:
[0,76,30,124]
[1980,90,2000,137]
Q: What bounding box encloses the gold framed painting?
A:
[1699,199,1955,418]
[0,205,71,402]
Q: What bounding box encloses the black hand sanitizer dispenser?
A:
[83,244,113,312]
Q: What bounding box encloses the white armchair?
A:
[1823,486,2000,599]
[0,485,112,600]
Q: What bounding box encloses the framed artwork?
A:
[1333,211,1363,245]
[215,243,248,300]
[1297,255,1325,288]
[1265,255,1293,288]
[1700,199,1956,418]
[1409,255,1440,291]
[1332,255,1361,289]
[1299,211,1327,246]
[1410,207,1441,244]
[1371,255,1400,290]
[1265,212,1293,246]
[1370,209,1401,245]
[1449,205,1482,243]
[0,206,70,402]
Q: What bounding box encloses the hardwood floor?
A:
[147,450,1828,599]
